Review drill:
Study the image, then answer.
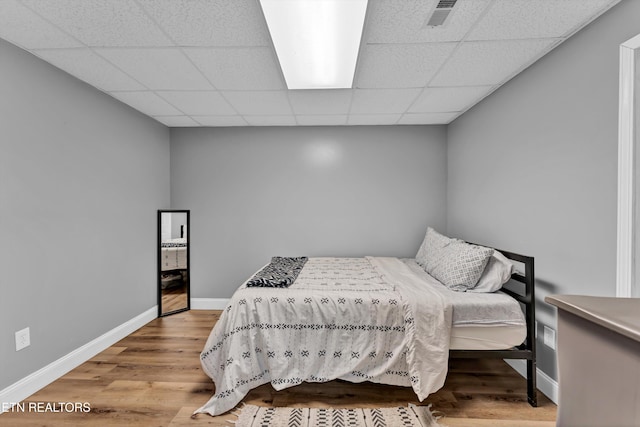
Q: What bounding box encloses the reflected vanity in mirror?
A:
[158,210,190,317]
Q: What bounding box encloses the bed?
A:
[195,232,537,416]
[160,238,187,271]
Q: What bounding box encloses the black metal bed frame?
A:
[449,248,537,407]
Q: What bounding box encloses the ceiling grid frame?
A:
[0,0,623,127]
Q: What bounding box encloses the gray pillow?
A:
[415,227,455,269]
[426,240,494,292]
[469,250,514,293]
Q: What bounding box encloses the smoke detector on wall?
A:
[425,0,458,27]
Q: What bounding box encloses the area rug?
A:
[232,404,445,427]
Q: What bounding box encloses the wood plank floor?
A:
[0,310,556,426]
[161,283,188,313]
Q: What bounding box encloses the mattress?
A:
[401,258,526,350]
[450,325,526,350]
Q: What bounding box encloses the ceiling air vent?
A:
[436,0,457,7]
[425,0,458,27]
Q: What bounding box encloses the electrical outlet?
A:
[15,327,30,351]
[543,325,556,350]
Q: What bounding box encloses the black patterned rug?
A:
[233,404,444,427]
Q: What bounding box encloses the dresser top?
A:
[545,295,640,343]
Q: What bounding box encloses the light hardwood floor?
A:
[160,283,188,314]
[0,310,556,426]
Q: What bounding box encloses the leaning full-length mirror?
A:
[158,210,190,316]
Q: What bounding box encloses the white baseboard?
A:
[191,298,230,310]
[505,359,558,404]
[0,306,157,413]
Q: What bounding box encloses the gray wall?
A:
[170,126,447,297]
[170,212,188,239]
[446,0,638,381]
[0,39,170,389]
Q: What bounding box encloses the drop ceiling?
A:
[0,0,621,127]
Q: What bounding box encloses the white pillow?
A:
[415,227,454,268]
[427,240,494,292]
[469,250,514,293]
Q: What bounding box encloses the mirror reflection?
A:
[158,210,190,316]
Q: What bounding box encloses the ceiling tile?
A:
[109,91,182,116]
[222,91,292,115]
[138,0,271,46]
[366,0,492,43]
[193,116,248,126]
[409,86,492,113]
[467,0,617,41]
[296,115,348,126]
[350,89,421,114]
[0,0,83,49]
[157,91,236,115]
[153,116,199,127]
[288,90,353,115]
[244,116,297,126]
[430,39,558,87]
[96,48,212,90]
[33,48,145,91]
[184,48,284,90]
[356,43,456,88]
[1,0,620,128]
[22,0,172,47]
[347,114,401,125]
[398,112,459,125]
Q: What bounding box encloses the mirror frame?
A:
[157,209,190,317]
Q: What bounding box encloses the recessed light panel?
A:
[260,0,368,89]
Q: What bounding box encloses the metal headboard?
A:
[449,247,537,407]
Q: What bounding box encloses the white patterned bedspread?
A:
[196,257,453,416]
